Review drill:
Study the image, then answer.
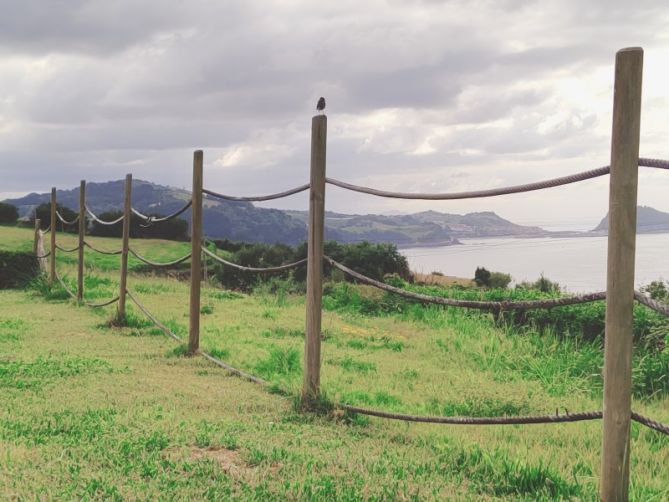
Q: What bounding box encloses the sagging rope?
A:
[125,289,266,385]
[55,243,81,253]
[203,247,307,272]
[203,183,310,202]
[324,256,607,310]
[115,289,669,435]
[131,200,193,227]
[83,241,123,255]
[325,158,669,200]
[129,247,191,267]
[54,270,119,307]
[36,251,51,259]
[85,205,124,225]
[56,211,80,226]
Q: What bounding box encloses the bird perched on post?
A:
[316,96,326,113]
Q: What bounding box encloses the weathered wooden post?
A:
[302,114,327,407]
[77,180,86,302]
[600,47,643,502]
[33,218,40,255]
[49,188,56,284]
[117,174,132,323]
[189,150,204,354]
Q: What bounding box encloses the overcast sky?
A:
[0,0,667,230]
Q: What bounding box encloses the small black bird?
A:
[316,96,326,113]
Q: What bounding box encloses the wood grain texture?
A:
[302,115,327,404]
[49,188,56,284]
[189,151,203,353]
[117,174,132,321]
[77,180,86,302]
[601,46,643,502]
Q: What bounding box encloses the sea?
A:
[402,233,669,293]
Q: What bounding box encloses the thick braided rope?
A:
[125,289,267,385]
[83,241,123,255]
[325,256,606,310]
[56,211,80,225]
[202,183,310,202]
[40,227,51,235]
[634,291,669,317]
[35,251,51,259]
[55,243,81,253]
[131,200,193,226]
[203,247,307,273]
[125,289,183,342]
[84,296,120,308]
[85,205,124,225]
[341,405,602,425]
[54,271,77,300]
[128,247,191,267]
[632,412,669,436]
[325,158,669,200]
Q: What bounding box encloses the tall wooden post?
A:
[302,115,327,406]
[117,174,132,322]
[33,218,40,254]
[600,47,643,502]
[189,150,204,354]
[77,180,86,302]
[49,188,56,284]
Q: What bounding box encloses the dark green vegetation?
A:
[0,202,18,224]
[1,226,668,500]
[211,240,411,291]
[32,202,78,233]
[0,252,39,289]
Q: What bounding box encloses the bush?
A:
[475,267,511,289]
[0,202,19,225]
[0,252,40,289]
[211,240,410,292]
[489,271,512,289]
[31,203,78,233]
[517,274,561,293]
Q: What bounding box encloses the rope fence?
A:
[55,243,81,253]
[56,211,80,225]
[83,241,123,255]
[30,52,669,499]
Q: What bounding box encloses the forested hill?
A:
[4,180,306,245]
[6,179,555,246]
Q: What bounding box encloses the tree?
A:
[0,202,18,224]
[474,266,491,287]
[30,203,78,233]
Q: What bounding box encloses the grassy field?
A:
[1,226,668,500]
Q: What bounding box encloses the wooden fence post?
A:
[600,47,643,502]
[117,174,132,323]
[77,180,86,302]
[33,218,40,255]
[49,188,56,284]
[302,115,327,406]
[189,150,204,354]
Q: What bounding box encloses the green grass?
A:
[1,226,668,500]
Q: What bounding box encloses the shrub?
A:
[0,252,40,289]
[474,267,491,287]
[0,202,19,225]
[489,272,512,289]
[31,203,78,233]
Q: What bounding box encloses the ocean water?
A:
[402,233,669,292]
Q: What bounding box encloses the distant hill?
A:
[5,179,558,246]
[4,180,307,245]
[592,206,669,234]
